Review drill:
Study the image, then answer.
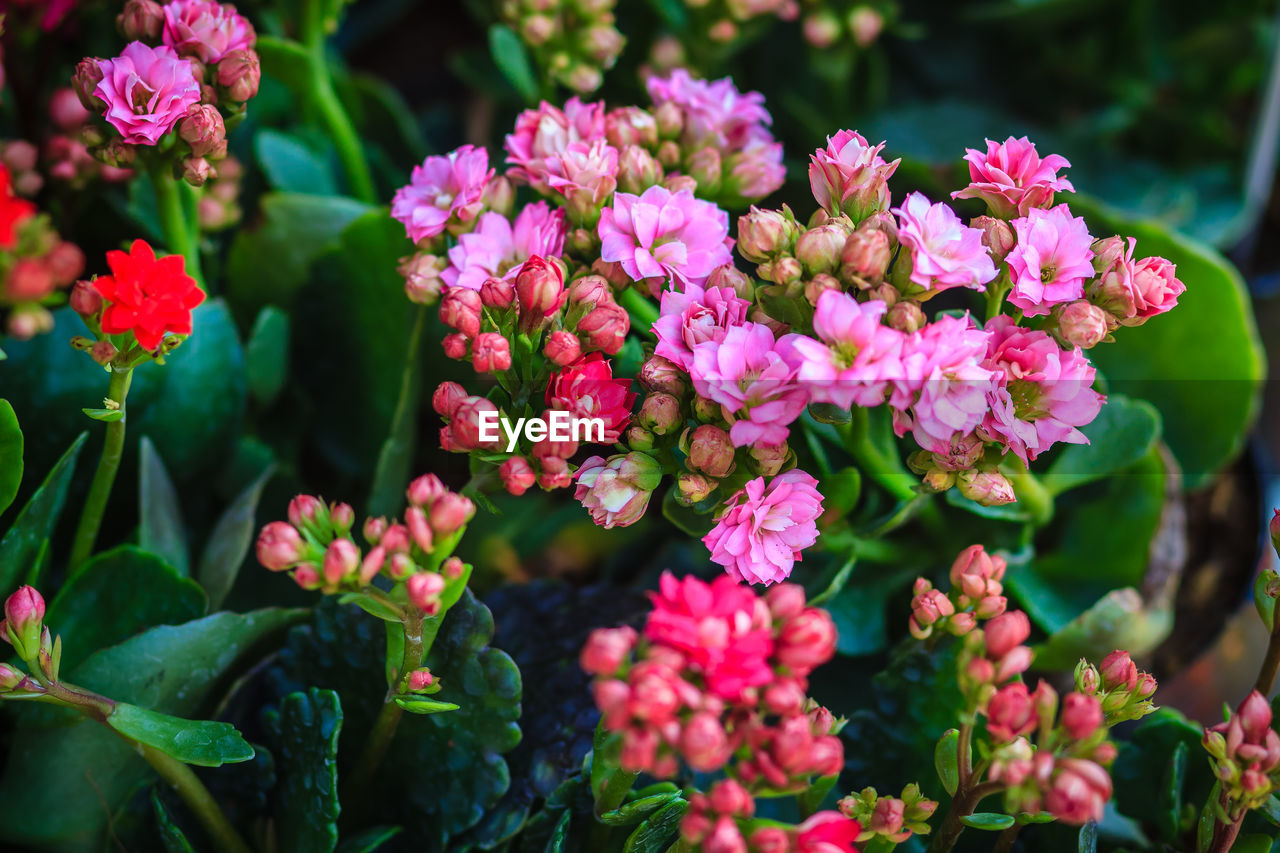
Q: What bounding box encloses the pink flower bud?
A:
[973,215,1015,261]
[257,521,303,571]
[359,545,386,584]
[3,586,45,659]
[849,6,884,46]
[387,553,413,580]
[681,711,730,771]
[216,49,260,102]
[472,332,512,373]
[329,502,355,534]
[181,156,215,187]
[515,255,565,332]
[606,107,658,149]
[407,572,446,614]
[870,797,905,836]
[579,302,629,354]
[911,588,954,628]
[73,59,106,112]
[616,145,663,195]
[442,556,465,580]
[1061,692,1103,740]
[363,517,388,545]
[776,608,837,673]
[1057,300,1108,349]
[749,442,790,477]
[803,11,841,48]
[117,0,164,39]
[538,456,573,490]
[440,287,483,337]
[45,242,86,286]
[987,682,1037,742]
[1099,650,1138,692]
[90,340,118,365]
[841,226,892,281]
[322,538,360,586]
[984,611,1031,660]
[429,492,475,536]
[7,259,55,301]
[995,646,1034,682]
[737,207,795,263]
[763,679,806,716]
[1135,672,1158,700]
[0,662,24,690]
[708,779,754,817]
[499,456,537,496]
[638,354,687,397]
[49,88,90,132]
[749,827,791,853]
[676,471,714,504]
[381,523,410,554]
[1044,758,1111,825]
[1240,690,1273,742]
[70,279,103,316]
[479,276,515,309]
[450,396,502,450]
[178,104,226,159]
[687,425,736,478]
[407,473,446,507]
[408,667,434,692]
[543,330,581,366]
[638,392,682,435]
[400,253,447,305]
[442,333,469,360]
[432,382,467,419]
[796,222,849,276]
[957,468,1016,506]
[405,506,434,552]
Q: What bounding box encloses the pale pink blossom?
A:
[1127,256,1183,322]
[690,322,807,447]
[893,192,997,292]
[725,139,786,201]
[786,291,905,408]
[808,129,900,220]
[645,69,772,150]
[891,315,996,455]
[391,144,493,243]
[952,136,1074,218]
[442,203,565,290]
[652,282,751,371]
[981,315,1104,464]
[703,470,824,585]
[504,97,606,190]
[574,452,661,529]
[1006,205,1095,317]
[93,42,201,145]
[161,0,256,65]
[543,139,619,218]
[599,186,732,288]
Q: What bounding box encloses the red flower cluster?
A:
[92,239,205,350]
[545,351,636,443]
[0,166,35,249]
[681,779,862,853]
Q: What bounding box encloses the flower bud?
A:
[3,586,45,661]
[73,59,106,112]
[804,273,841,307]
[973,215,1015,261]
[706,263,753,300]
[984,611,1031,660]
[442,556,465,580]
[617,145,663,195]
[1056,300,1108,349]
[796,222,849,275]
[432,381,467,419]
[957,467,1015,506]
[544,330,582,366]
[442,333,469,360]
[606,107,658,149]
[737,206,796,263]
[430,492,475,536]
[0,662,24,691]
[440,287,483,337]
[750,827,790,853]
[399,253,447,305]
[181,156,215,187]
[1061,692,1103,740]
[682,712,730,772]
[480,276,515,309]
[407,572,446,614]
[1074,661,1101,694]
[328,502,354,534]
[49,87,90,132]
[687,147,722,195]
[70,279,104,316]
[579,301,629,354]
[359,545,386,584]
[90,340,118,365]
[408,667,435,692]
[581,626,638,675]
[654,101,683,139]
[178,104,226,159]
[257,521,303,571]
[45,242,86,286]
[749,442,790,477]
[803,11,841,48]
[117,0,164,39]
[537,455,573,490]
[708,779,754,818]
[515,255,565,332]
[216,49,261,102]
[776,608,838,672]
[686,424,735,478]
[405,506,434,552]
[500,456,536,496]
[1099,650,1138,692]
[639,354,687,396]
[7,260,54,301]
[322,538,360,586]
[472,332,512,373]
[848,5,884,46]
[676,471,715,504]
[638,392,681,435]
[887,301,925,333]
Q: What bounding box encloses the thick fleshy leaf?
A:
[1043,395,1161,496]
[245,306,291,406]
[960,813,1015,831]
[196,464,275,610]
[151,790,196,853]
[256,129,339,196]
[1112,709,1213,844]
[623,797,688,853]
[107,703,255,766]
[139,437,189,576]
[934,729,960,796]
[0,399,22,517]
[488,24,538,103]
[264,689,343,853]
[336,826,402,853]
[1031,586,1173,670]
[0,431,87,593]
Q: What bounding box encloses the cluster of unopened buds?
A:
[37,88,136,188]
[501,0,624,94]
[680,778,863,853]
[909,544,1007,638]
[256,474,476,615]
[0,164,85,340]
[71,0,259,184]
[837,784,937,845]
[0,587,57,695]
[1203,691,1280,820]
[800,2,889,50]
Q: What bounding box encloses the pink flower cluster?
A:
[702,470,824,585]
[582,573,838,782]
[391,145,494,244]
[680,778,862,853]
[909,544,1008,639]
[1203,690,1280,817]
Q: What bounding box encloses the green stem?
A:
[138,743,252,853]
[301,0,376,203]
[926,780,1004,853]
[148,161,203,287]
[1006,463,1053,526]
[841,407,918,502]
[595,767,641,816]
[618,287,659,336]
[1255,613,1280,694]
[367,306,427,517]
[345,610,425,797]
[68,367,134,572]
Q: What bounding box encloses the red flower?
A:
[545,352,636,443]
[796,811,861,853]
[0,166,36,250]
[93,239,205,350]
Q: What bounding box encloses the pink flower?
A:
[645,69,772,150]
[1128,255,1184,323]
[161,0,256,65]
[599,186,732,288]
[981,316,1103,464]
[725,139,786,201]
[652,282,751,371]
[795,812,862,853]
[93,42,201,145]
[574,452,661,529]
[786,291,905,408]
[986,682,1037,742]
[545,353,636,443]
[893,192,997,292]
[891,315,995,455]
[442,203,565,290]
[391,145,494,243]
[504,97,606,190]
[1044,758,1112,825]
[543,139,618,220]
[691,322,807,446]
[809,129,900,220]
[644,572,775,699]
[702,469,824,585]
[1006,205,1095,317]
[952,136,1074,218]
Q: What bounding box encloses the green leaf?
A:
[660,488,714,537]
[46,545,206,671]
[336,826,402,853]
[256,128,339,196]
[1044,395,1162,495]
[256,34,311,93]
[1031,586,1173,670]
[0,608,306,849]
[825,566,914,656]
[81,406,124,422]
[0,431,87,593]
[1073,195,1265,488]
[264,688,344,853]
[196,464,275,610]
[547,809,570,853]
[1078,821,1098,853]
[934,729,960,796]
[1231,835,1276,853]
[1112,709,1213,843]
[960,813,1015,831]
[0,399,22,517]
[337,591,404,622]
[624,798,688,852]
[107,703,254,766]
[139,437,189,576]
[599,793,680,826]
[367,306,426,517]
[246,306,290,406]
[488,24,538,103]
[394,696,460,715]
[151,790,196,853]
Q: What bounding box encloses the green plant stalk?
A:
[1255,609,1280,694]
[346,609,425,796]
[925,779,1004,853]
[148,161,203,287]
[138,743,252,853]
[367,306,427,517]
[1206,808,1242,853]
[993,822,1023,853]
[595,766,641,817]
[301,0,376,203]
[1006,463,1053,526]
[68,367,134,571]
[618,287,659,336]
[840,408,918,502]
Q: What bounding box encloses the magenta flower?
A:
[442,203,566,290]
[599,186,732,288]
[505,97,606,190]
[1006,205,1095,317]
[391,144,494,244]
[652,282,752,371]
[786,291,905,409]
[161,0,256,65]
[93,42,201,145]
[891,315,996,455]
[690,322,808,447]
[702,470,824,585]
[981,315,1104,464]
[808,129,900,221]
[543,139,619,220]
[952,136,1074,218]
[893,192,997,292]
[645,69,773,150]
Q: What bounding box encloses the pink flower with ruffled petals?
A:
[93,42,201,145]
[599,186,732,288]
[1006,205,1095,317]
[652,283,751,371]
[161,0,256,64]
[981,315,1103,464]
[952,136,1074,218]
[703,470,824,585]
[646,69,773,149]
[505,97,606,190]
[645,572,775,699]
[543,139,619,216]
[392,145,494,243]
[893,192,997,292]
[809,129,900,220]
[787,291,905,408]
[691,322,807,446]
[891,314,996,455]
[442,203,565,290]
